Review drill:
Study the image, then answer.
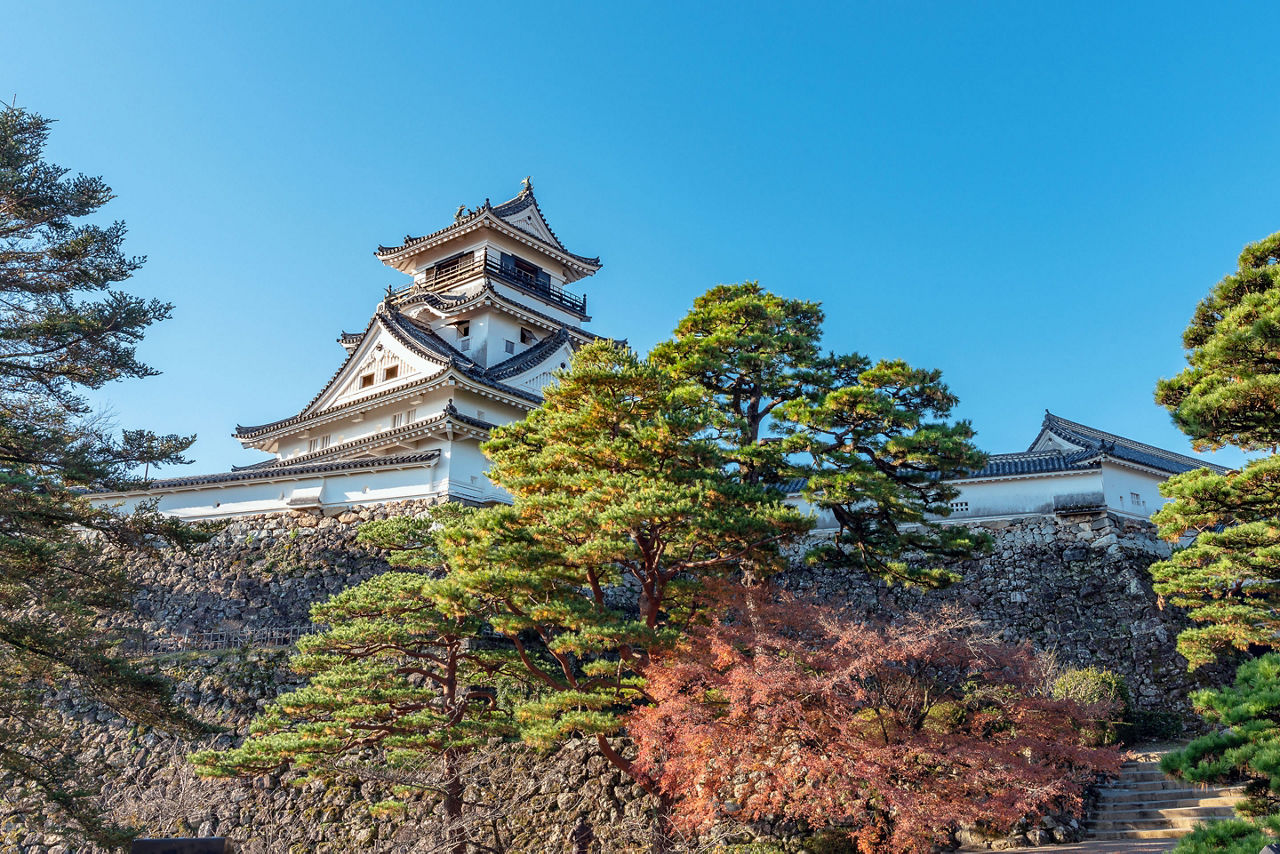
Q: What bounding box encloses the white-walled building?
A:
[943,412,1228,524]
[94,180,604,520]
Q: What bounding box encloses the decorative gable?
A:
[498,204,559,248]
[310,323,445,415]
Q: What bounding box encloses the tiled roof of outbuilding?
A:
[1034,412,1230,476]
[962,449,1101,479]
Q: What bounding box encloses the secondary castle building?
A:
[944,412,1229,523]
[96,179,603,519]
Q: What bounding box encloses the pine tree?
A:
[364,341,811,848]
[192,507,514,854]
[1151,232,1280,668]
[0,104,201,846]
[655,282,989,587]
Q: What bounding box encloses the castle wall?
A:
[4,504,1210,852]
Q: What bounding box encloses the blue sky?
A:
[4,2,1277,474]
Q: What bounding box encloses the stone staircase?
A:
[1086,756,1244,841]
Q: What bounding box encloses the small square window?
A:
[520,328,536,345]
[505,340,515,354]
[406,408,417,422]
[383,365,399,381]
[392,413,404,428]
[457,322,470,338]
[360,373,375,388]
[1130,492,1142,504]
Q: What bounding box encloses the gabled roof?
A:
[374,182,602,280]
[235,306,581,441]
[1031,412,1230,476]
[953,412,1228,482]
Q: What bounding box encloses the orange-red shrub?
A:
[629,588,1121,853]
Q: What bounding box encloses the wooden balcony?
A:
[393,254,588,316]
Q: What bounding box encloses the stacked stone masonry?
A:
[2,503,1213,852]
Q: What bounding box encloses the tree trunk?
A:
[442,748,466,854]
[650,793,676,854]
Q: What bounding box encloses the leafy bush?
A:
[1051,666,1131,745]
[1169,816,1280,854]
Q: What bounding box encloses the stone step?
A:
[1099,787,1244,802]
[1085,751,1243,843]
[1099,805,1238,821]
[1095,794,1244,810]
[1088,815,1237,833]
[1086,828,1207,840]
[1101,778,1229,793]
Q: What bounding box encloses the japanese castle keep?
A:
[98,179,604,518]
[95,181,1225,523]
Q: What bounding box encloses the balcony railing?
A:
[484,258,588,315]
[392,254,587,316]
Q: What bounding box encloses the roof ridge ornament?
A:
[520,175,533,197]
[454,204,467,223]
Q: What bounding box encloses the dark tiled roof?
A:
[127,451,441,490]
[399,281,596,329]
[375,187,601,269]
[962,449,1101,479]
[485,327,575,380]
[1035,412,1229,476]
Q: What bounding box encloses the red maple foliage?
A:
[628,587,1122,853]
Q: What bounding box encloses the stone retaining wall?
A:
[3,503,1207,852]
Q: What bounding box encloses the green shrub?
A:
[1051,666,1132,745]
[1169,816,1280,854]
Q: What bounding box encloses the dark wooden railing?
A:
[392,254,587,315]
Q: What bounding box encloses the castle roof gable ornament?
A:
[520,175,533,196]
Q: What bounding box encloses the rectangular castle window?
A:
[392,413,404,429]
[383,365,399,382]
[360,373,375,389]
[521,327,536,344]
[406,408,417,422]
[505,339,515,354]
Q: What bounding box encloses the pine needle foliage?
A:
[654,282,990,587]
[1151,232,1280,668]
[1161,653,1280,818]
[190,569,514,850]
[0,104,202,848]
[363,341,811,799]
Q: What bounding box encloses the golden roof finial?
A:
[520,175,533,196]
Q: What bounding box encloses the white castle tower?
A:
[97,180,602,519]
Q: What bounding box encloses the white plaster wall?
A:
[1100,463,1172,519]
[947,472,1105,520]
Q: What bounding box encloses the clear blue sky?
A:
[5,1,1277,474]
